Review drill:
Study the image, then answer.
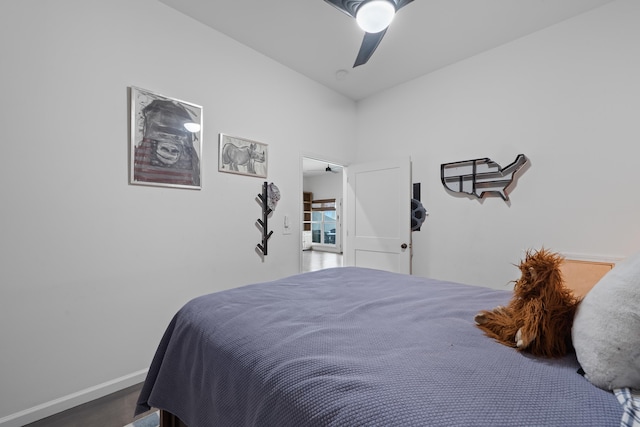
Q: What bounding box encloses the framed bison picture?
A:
[129,86,203,189]
[218,134,268,178]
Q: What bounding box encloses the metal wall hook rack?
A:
[256,181,273,256]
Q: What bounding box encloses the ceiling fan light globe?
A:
[356,0,395,34]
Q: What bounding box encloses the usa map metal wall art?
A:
[441,154,528,201]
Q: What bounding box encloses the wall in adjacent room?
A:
[303,172,344,201]
[355,0,640,288]
[0,0,356,424]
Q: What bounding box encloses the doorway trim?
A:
[300,154,347,273]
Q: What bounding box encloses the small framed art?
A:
[218,134,268,178]
[129,86,203,189]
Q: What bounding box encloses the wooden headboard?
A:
[560,258,615,298]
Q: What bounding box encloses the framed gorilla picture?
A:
[129,86,203,189]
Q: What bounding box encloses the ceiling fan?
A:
[325,164,340,173]
[324,0,414,67]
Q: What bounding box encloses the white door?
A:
[345,158,412,274]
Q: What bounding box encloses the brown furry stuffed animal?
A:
[474,248,580,358]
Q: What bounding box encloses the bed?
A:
[136,266,625,426]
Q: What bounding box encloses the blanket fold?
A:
[615,388,640,427]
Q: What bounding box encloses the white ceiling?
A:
[158,0,614,101]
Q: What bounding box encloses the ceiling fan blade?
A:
[324,0,360,18]
[353,29,387,67]
[395,0,414,11]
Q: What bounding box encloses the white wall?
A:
[355,0,640,288]
[304,172,344,201]
[3,0,639,423]
[0,0,356,424]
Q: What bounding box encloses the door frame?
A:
[299,154,348,273]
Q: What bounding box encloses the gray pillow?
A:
[572,251,640,390]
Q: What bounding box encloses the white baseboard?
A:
[0,369,148,427]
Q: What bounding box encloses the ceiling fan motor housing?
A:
[356,0,397,34]
[324,0,414,67]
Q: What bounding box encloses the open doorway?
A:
[301,157,345,273]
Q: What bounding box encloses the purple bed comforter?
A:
[136,267,622,426]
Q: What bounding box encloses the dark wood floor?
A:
[24,383,153,427]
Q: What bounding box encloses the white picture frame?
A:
[129,86,203,189]
[218,133,268,178]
